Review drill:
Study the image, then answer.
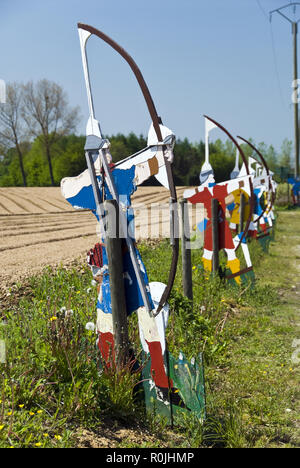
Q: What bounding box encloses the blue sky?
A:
[0,0,299,153]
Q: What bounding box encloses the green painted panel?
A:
[141,351,206,424]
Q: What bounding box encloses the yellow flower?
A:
[29,412,35,416]
[19,404,24,408]
[43,433,49,438]
[54,435,62,441]
[37,410,42,414]
[7,411,12,416]
[35,443,42,447]
[0,425,4,431]
[50,316,57,322]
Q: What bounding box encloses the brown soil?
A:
[75,419,184,448]
[0,186,200,291]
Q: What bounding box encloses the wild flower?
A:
[85,322,95,332]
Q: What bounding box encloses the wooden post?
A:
[211,198,219,273]
[180,199,193,302]
[239,192,245,234]
[104,199,129,369]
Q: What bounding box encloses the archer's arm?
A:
[134,148,171,186]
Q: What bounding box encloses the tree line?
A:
[0,81,294,188]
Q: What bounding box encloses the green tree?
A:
[279,138,293,173]
[53,135,86,182]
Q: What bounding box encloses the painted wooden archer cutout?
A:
[237,137,277,251]
[288,176,300,206]
[228,148,251,236]
[61,23,205,423]
[184,116,254,286]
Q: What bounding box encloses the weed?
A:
[0,210,299,447]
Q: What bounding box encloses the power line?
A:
[269,19,288,109]
[269,3,300,177]
[256,0,288,109]
[256,0,268,19]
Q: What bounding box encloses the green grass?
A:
[0,209,299,448]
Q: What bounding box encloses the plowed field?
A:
[0,187,203,289]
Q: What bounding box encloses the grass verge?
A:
[0,209,299,448]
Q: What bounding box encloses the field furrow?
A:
[0,186,202,289]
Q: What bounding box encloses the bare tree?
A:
[22,79,80,186]
[0,82,27,186]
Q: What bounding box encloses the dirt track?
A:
[0,186,202,290]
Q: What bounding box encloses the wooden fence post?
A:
[211,198,219,273]
[239,192,245,234]
[180,199,193,303]
[104,199,129,369]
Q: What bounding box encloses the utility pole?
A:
[270,3,300,178]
